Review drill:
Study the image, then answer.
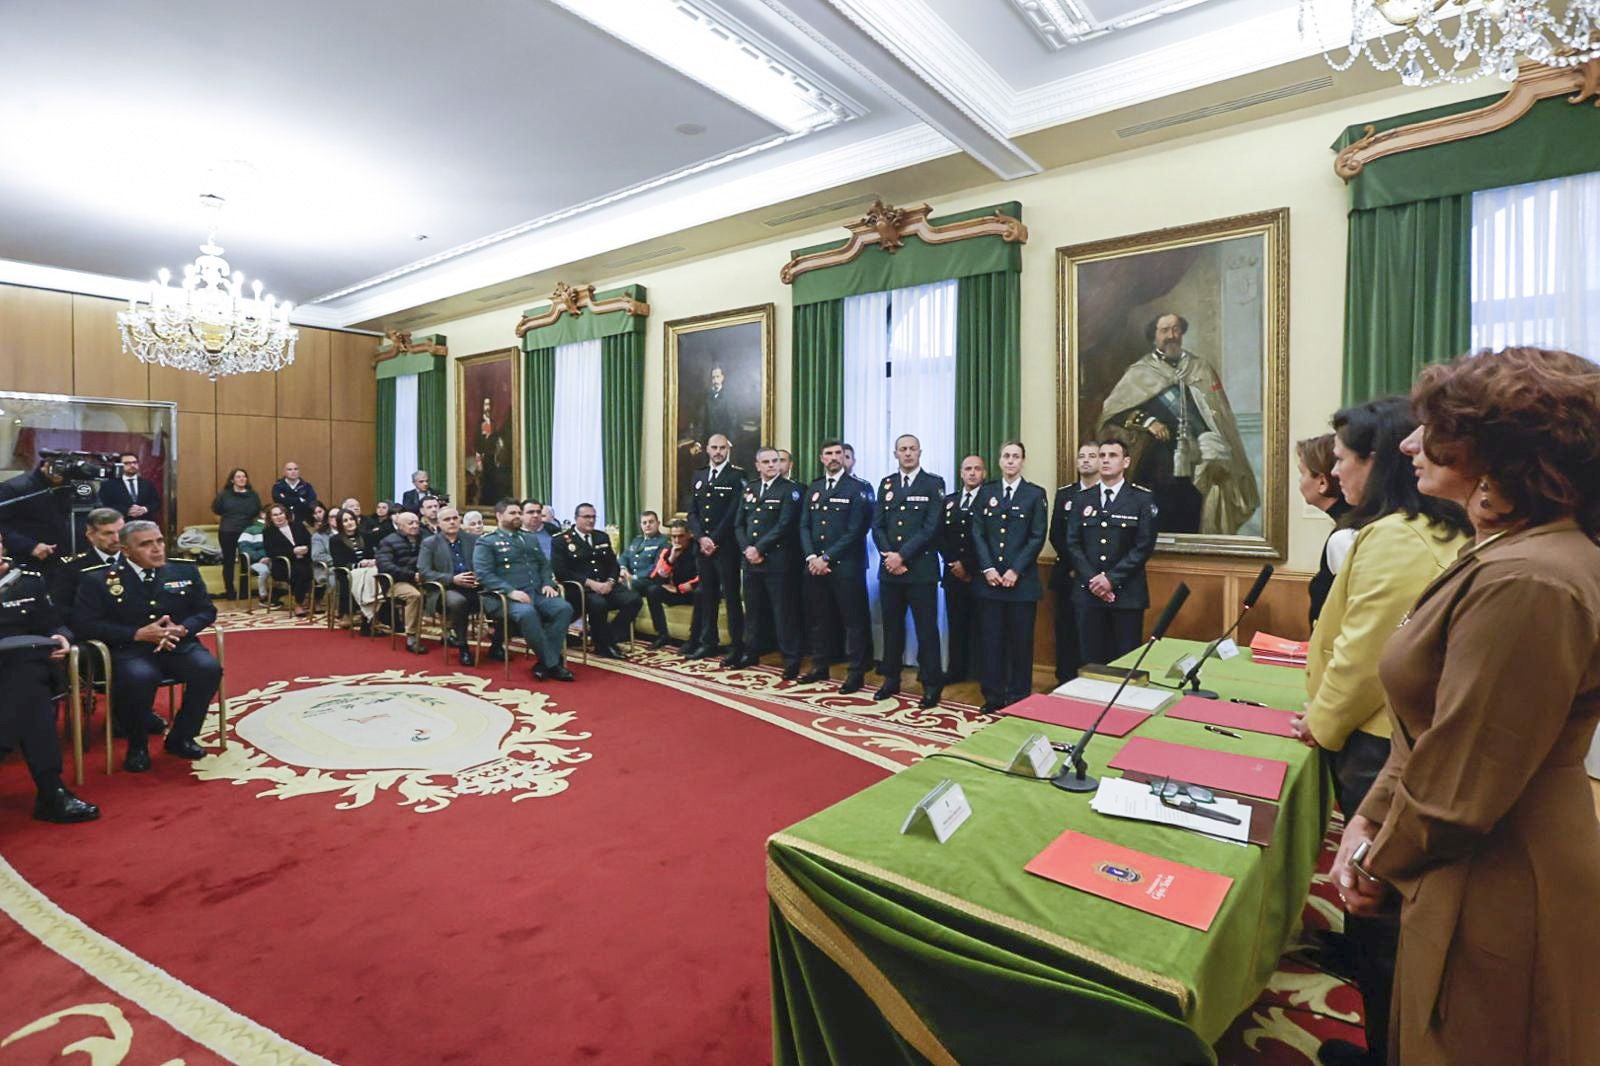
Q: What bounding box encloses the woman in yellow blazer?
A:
[1292,396,1471,1066]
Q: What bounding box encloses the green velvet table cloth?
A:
[768,640,1327,1065]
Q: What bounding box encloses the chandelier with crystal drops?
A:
[118,194,298,380]
[1302,1,1600,87]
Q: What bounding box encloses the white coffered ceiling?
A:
[0,0,1384,331]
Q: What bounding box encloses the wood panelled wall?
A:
[0,283,377,529]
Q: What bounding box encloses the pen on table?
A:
[1229,698,1266,707]
[1203,724,1242,739]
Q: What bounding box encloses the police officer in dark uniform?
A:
[798,439,873,693]
[0,457,74,575]
[939,455,987,684]
[872,435,945,708]
[970,441,1048,713]
[1065,435,1159,666]
[71,520,220,772]
[734,447,802,678]
[683,433,747,663]
[552,503,642,659]
[0,529,100,823]
[1047,440,1102,685]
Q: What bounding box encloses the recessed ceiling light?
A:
[675,122,706,136]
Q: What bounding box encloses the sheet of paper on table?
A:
[1090,777,1251,845]
[1051,677,1176,713]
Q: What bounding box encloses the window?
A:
[550,338,606,527]
[391,373,419,502]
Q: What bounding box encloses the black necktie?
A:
[962,492,972,510]
[826,478,834,493]
[1004,485,1013,503]
[1103,487,1113,510]
[903,475,911,489]
[126,478,137,497]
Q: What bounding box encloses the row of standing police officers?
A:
[682,433,1158,713]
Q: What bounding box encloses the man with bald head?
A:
[377,511,429,655]
[683,432,747,663]
[419,505,481,666]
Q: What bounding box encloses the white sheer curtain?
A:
[392,372,419,502]
[841,279,958,664]
[1471,171,1600,361]
[550,339,606,528]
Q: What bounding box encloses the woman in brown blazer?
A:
[1333,347,1600,1066]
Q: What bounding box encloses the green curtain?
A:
[417,363,448,495]
[601,331,644,528]
[376,377,396,504]
[790,300,845,474]
[955,271,1021,464]
[1342,196,1472,403]
[517,285,648,351]
[523,346,555,501]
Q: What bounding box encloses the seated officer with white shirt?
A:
[71,521,221,772]
[1065,434,1159,666]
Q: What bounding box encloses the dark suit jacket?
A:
[419,531,479,585]
[686,464,747,546]
[52,550,121,621]
[99,476,162,519]
[969,480,1049,602]
[0,470,72,556]
[1065,482,1159,610]
[1048,481,1097,590]
[552,528,621,584]
[736,477,801,572]
[939,489,981,591]
[400,489,439,514]
[72,559,216,653]
[872,470,945,585]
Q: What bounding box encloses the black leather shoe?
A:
[359,619,374,637]
[719,651,744,669]
[872,682,901,701]
[124,747,151,773]
[33,786,100,824]
[164,738,205,760]
[606,644,629,659]
[919,687,944,709]
[458,647,476,667]
[486,645,507,662]
[682,643,710,660]
[799,667,831,683]
[594,646,624,660]
[649,636,674,650]
[781,662,800,681]
[406,638,427,655]
[146,713,167,734]
[839,673,865,695]
[547,665,575,682]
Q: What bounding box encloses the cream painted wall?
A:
[435,79,1483,571]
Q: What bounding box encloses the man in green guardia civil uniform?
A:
[473,498,575,682]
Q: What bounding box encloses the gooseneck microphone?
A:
[1181,564,1274,699]
[1051,582,1190,794]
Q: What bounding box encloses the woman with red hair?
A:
[1331,347,1600,1065]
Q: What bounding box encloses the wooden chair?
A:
[477,582,590,680]
[75,628,231,778]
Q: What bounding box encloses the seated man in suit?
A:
[71,520,221,772]
[418,505,479,666]
[400,470,434,514]
[99,453,162,522]
[552,503,642,660]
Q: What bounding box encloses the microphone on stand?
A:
[1179,565,1273,699]
[1051,582,1190,794]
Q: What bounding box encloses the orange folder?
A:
[1003,694,1150,738]
[1165,695,1298,738]
[1107,736,1288,800]
[1025,829,1233,931]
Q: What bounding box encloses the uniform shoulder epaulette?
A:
[1131,482,1151,492]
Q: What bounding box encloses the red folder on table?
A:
[1248,631,1308,667]
[1003,694,1149,738]
[1025,829,1233,931]
[1165,695,1298,738]
[1108,736,1288,800]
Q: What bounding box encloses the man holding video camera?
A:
[0,456,76,572]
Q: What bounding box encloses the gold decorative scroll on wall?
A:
[373,331,448,367]
[513,282,650,337]
[779,200,1028,284]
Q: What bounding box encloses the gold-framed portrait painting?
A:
[1057,208,1289,559]
[663,304,775,515]
[455,348,520,512]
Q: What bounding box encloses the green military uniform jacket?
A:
[473,529,556,597]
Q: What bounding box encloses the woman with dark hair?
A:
[1332,348,1600,1066]
[262,503,313,617]
[361,500,394,553]
[1296,432,1350,625]
[329,507,379,633]
[211,468,261,599]
[308,502,333,601]
[1292,396,1472,1066]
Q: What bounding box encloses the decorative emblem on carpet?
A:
[192,670,591,813]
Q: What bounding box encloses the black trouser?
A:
[567,585,642,649]
[743,566,799,666]
[943,579,978,682]
[879,580,941,685]
[644,584,699,639]
[804,568,870,673]
[274,557,312,604]
[1052,585,1081,683]
[694,545,743,651]
[432,586,478,643]
[219,529,243,595]
[1073,600,1144,666]
[112,642,222,747]
[2,659,65,792]
[977,597,1037,706]
[1325,732,1398,1064]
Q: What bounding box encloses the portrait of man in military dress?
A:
[457,350,520,511]
[665,306,774,516]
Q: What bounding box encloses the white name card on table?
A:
[900,779,972,843]
[1216,638,1241,661]
[1007,732,1057,778]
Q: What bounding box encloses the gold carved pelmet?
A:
[513,283,651,338]
[779,200,1028,284]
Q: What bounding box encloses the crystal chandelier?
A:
[119,194,297,380]
[1302,1,1600,86]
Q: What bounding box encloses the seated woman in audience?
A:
[237,509,270,602]
[461,510,485,535]
[1295,432,1350,625]
[1332,347,1600,1066]
[329,507,379,634]
[263,503,314,617]
[309,503,334,599]
[211,467,261,600]
[1292,396,1471,1066]
[361,500,394,553]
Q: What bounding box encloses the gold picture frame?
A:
[1057,208,1289,559]
[663,304,776,516]
[455,347,521,514]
